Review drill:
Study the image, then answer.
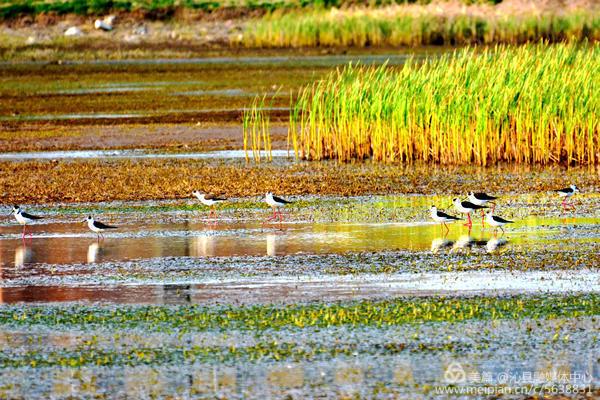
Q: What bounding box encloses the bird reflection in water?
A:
[431,233,509,254]
[451,234,475,253]
[486,237,509,253]
[266,233,278,256]
[431,237,454,254]
[87,242,101,263]
[191,234,216,257]
[15,244,33,267]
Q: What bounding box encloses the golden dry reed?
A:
[243,95,273,163]
[288,43,599,165]
[243,7,600,48]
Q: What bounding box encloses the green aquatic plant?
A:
[2,294,599,332]
[287,43,599,165]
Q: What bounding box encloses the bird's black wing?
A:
[462,201,487,210]
[474,192,497,201]
[437,211,461,220]
[556,187,572,194]
[94,221,118,229]
[272,195,292,204]
[21,212,43,220]
[492,215,513,224]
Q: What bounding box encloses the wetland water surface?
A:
[0,211,598,304]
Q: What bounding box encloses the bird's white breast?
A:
[486,214,500,226]
[87,219,101,232]
[265,195,280,207]
[14,213,27,225]
[468,195,486,206]
[454,201,470,213]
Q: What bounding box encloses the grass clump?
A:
[243,6,600,47]
[287,43,599,165]
[243,95,273,163]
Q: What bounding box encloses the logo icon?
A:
[444,362,466,384]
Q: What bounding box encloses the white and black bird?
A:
[264,192,292,223]
[429,205,461,232]
[453,198,487,227]
[86,216,117,240]
[10,205,43,239]
[556,184,579,212]
[485,211,514,235]
[467,192,498,226]
[192,191,227,219]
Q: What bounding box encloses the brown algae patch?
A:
[0,159,598,203]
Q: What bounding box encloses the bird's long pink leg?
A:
[481,210,485,227]
[561,199,567,212]
[22,225,26,239]
[464,214,472,227]
[264,208,277,224]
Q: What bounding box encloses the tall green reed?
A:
[287,43,599,165]
[243,95,273,163]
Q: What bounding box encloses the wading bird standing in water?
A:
[10,205,43,239]
[429,205,461,234]
[86,216,117,241]
[485,211,514,236]
[556,184,579,212]
[453,198,488,228]
[192,191,227,221]
[264,192,292,224]
[467,192,498,226]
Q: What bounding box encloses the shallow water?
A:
[0,213,598,304]
[1,216,597,265]
[0,149,291,160]
[0,51,440,124]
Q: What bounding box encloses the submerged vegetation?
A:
[285,43,599,165]
[244,7,600,47]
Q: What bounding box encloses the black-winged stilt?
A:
[10,205,43,239]
[468,192,498,226]
[429,205,461,233]
[264,192,292,224]
[192,191,227,220]
[452,198,487,228]
[556,184,579,212]
[86,216,117,240]
[485,211,514,235]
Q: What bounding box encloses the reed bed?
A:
[243,7,600,47]
[287,43,599,165]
